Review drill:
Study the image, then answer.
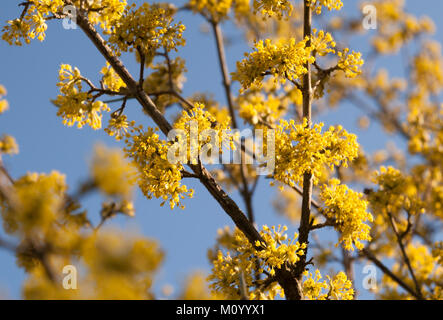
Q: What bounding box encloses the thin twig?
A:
[387,211,423,299]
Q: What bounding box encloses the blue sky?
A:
[0,0,442,299]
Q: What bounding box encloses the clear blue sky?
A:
[0,0,442,299]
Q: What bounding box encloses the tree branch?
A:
[73,7,306,299]
[294,1,314,296]
[211,20,254,223]
[387,211,424,299]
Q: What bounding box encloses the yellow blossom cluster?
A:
[79,230,163,299]
[308,0,343,15]
[406,91,442,163]
[273,119,359,186]
[238,94,285,125]
[105,114,131,141]
[369,166,425,216]
[108,3,185,59]
[85,0,128,34]
[208,225,305,299]
[236,78,301,125]
[173,103,233,162]
[319,179,373,250]
[302,270,353,300]
[412,41,443,95]
[233,33,363,91]
[337,48,364,78]
[53,64,110,130]
[0,135,19,156]
[1,1,127,45]
[1,171,66,236]
[187,93,232,126]
[187,0,255,23]
[368,0,435,54]
[124,126,193,209]
[0,85,18,157]
[188,0,233,22]
[253,0,293,20]
[365,70,407,110]
[380,243,443,299]
[0,84,9,114]
[179,272,225,299]
[90,144,136,201]
[311,29,336,56]
[142,57,187,111]
[23,229,164,299]
[254,225,307,274]
[1,0,60,45]
[100,62,126,93]
[232,37,314,91]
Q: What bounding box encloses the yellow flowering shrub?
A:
[208,225,305,299]
[124,125,193,209]
[319,179,373,250]
[379,243,443,299]
[108,3,185,58]
[302,270,353,300]
[1,0,442,302]
[188,0,233,22]
[1,0,127,45]
[368,0,435,54]
[1,171,66,236]
[233,37,314,91]
[273,119,359,186]
[309,0,343,15]
[23,229,164,299]
[238,94,285,125]
[369,166,424,216]
[174,103,234,161]
[253,0,293,20]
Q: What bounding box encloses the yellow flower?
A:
[124,125,193,209]
[273,118,359,187]
[208,225,304,299]
[320,179,373,251]
[309,0,343,15]
[337,48,364,78]
[90,144,136,200]
[0,134,19,155]
[232,37,315,91]
[53,64,110,130]
[253,0,293,20]
[1,171,66,236]
[100,62,126,93]
[302,270,354,300]
[108,3,185,58]
[0,84,9,114]
[188,0,233,22]
[105,114,131,141]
